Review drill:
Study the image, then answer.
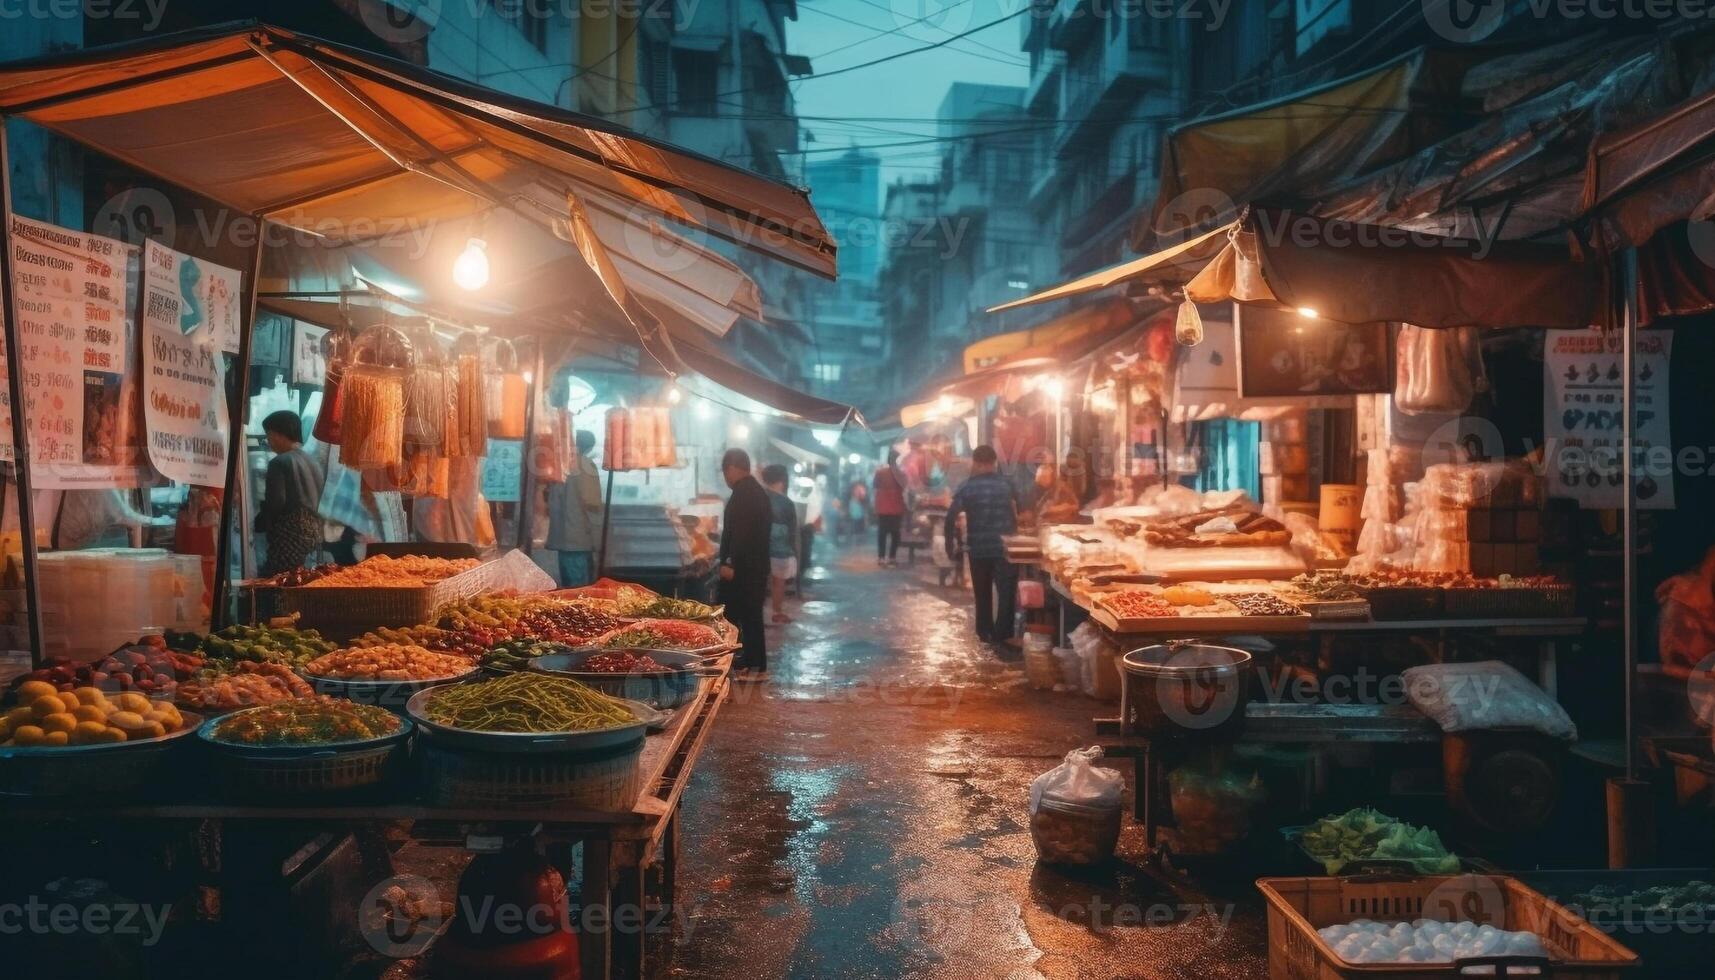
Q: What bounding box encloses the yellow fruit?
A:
[5,706,32,727]
[100,727,127,743]
[40,731,69,747]
[72,705,107,724]
[39,713,76,734]
[31,695,74,719]
[71,721,108,744]
[11,725,44,746]
[73,687,107,706]
[141,721,166,740]
[107,710,148,731]
[16,680,56,702]
[116,693,151,714]
[0,722,12,742]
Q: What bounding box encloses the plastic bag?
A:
[1395,324,1485,415]
[1658,546,1715,683]
[1167,762,1266,855]
[1402,661,1576,740]
[1029,746,1123,813]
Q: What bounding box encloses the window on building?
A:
[1129,9,1170,50]
[489,0,548,53]
[812,363,842,383]
[672,48,720,116]
[642,40,671,109]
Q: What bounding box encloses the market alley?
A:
[665,545,1269,980]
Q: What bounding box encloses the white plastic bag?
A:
[1030,746,1123,813]
[1395,325,1486,415]
[1402,661,1577,740]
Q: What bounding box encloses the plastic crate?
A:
[280,560,510,640]
[1258,874,1638,979]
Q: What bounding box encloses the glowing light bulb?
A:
[1296,306,1319,319]
[667,386,682,404]
[733,423,750,440]
[793,462,804,474]
[1045,378,1064,400]
[453,238,489,290]
[847,453,862,465]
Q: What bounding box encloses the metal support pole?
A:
[0,118,44,665]
[515,337,542,553]
[597,469,616,577]
[210,221,266,628]
[1620,247,1639,782]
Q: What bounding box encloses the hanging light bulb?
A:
[1175,299,1204,346]
[1044,378,1064,401]
[1296,306,1320,319]
[453,238,489,290]
[666,385,682,405]
[733,423,751,440]
[847,453,863,465]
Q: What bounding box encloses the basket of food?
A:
[406,673,661,809]
[301,644,480,711]
[1443,580,1576,620]
[619,596,725,622]
[1258,874,1638,979]
[280,555,486,640]
[175,662,317,714]
[479,639,580,676]
[0,681,202,796]
[530,649,722,709]
[198,697,413,798]
[1286,808,1466,876]
[1516,869,1715,979]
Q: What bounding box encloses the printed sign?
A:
[1543,328,1673,510]
[142,239,234,487]
[292,322,328,386]
[1237,306,1392,399]
[481,438,523,502]
[3,216,147,488]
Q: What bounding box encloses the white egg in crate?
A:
[1317,919,1548,964]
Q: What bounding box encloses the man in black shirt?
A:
[718,449,774,680]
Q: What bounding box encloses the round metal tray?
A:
[0,711,205,757]
[404,684,664,754]
[529,650,721,710]
[197,707,413,757]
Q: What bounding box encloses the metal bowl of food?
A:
[530,649,723,709]
[404,681,664,755]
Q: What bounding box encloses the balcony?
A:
[1024,50,1063,116]
[1053,37,1172,159]
[1047,0,1098,52]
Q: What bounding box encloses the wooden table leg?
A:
[610,841,648,980]
[580,832,612,980]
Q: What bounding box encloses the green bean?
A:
[424,673,635,733]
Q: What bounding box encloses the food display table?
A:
[0,665,732,980]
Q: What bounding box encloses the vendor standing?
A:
[872,450,907,567]
[944,445,1020,644]
[547,430,604,587]
[719,449,773,681]
[256,410,325,576]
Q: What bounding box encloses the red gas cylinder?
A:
[430,845,579,980]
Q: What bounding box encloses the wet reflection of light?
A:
[769,765,852,901]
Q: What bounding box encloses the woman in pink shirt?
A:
[872,450,908,567]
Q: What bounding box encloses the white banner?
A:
[3,216,148,489]
[1544,327,1674,510]
[141,240,234,487]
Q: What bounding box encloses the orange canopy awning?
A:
[0,22,836,279]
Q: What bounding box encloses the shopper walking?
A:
[718,449,773,681]
[872,450,907,567]
[546,430,604,587]
[944,445,1020,644]
[762,465,799,624]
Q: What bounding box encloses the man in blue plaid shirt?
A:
[945,445,1020,643]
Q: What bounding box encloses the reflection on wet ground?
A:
[668,546,1268,979]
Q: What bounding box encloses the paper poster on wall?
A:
[1543,327,1673,510]
[142,239,233,487]
[482,439,523,502]
[3,216,149,488]
[291,322,328,386]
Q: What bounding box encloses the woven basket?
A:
[0,714,202,798]
[416,732,644,810]
[281,560,515,640]
[205,738,409,799]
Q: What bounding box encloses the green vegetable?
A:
[1297,808,1460,875]
[423,673,635,733]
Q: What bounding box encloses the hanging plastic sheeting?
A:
[1394,325,1487,416]
[1186,210,1603,331]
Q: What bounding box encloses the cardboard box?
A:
[1490,510,1517,543]
[1467,509,1493,543]
[1515,509,1541,542]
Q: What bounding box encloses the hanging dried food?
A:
[602,406,676,471]
[486,337,528,439]
[341,365,405,470]
[448,334,488,458]
[401,323,449,453]
[312,329,354,445]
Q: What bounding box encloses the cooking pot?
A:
[1120,642,1252,737]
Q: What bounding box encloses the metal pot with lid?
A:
[1120,641,1253,737]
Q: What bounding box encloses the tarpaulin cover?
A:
[1142,48,1488,247]
[986,224,1232,313]
[0,22,836,278]
[1188,210,1602,330]
[962,297,1139,374]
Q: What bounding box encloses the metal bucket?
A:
[1120,642,1252,737]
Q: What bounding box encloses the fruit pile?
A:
[581,651,669,673]
[515,603,624,644]
[352,624,494,660]
[2,681,187,746]
[9,636,204,699]
[434,594,544,631]
[200,624,336,670]
[304,644,473,682]
[208,698,402,747]
[480,639,576,675]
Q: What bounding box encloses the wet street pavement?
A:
[665,543,1270,980]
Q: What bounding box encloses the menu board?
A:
[1237,306,1393,398]
[1544,327,1674,510]
[2,216,147,488]
[141,240,234,487]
